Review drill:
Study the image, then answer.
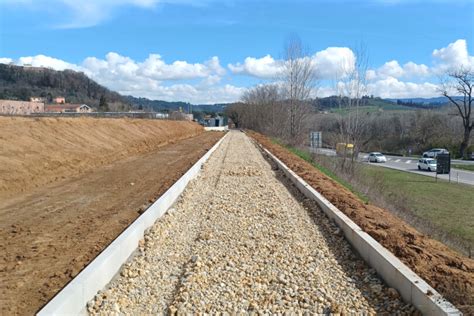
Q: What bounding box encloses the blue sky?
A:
[1,0,473,103]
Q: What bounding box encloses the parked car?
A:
[417,158,437,172]
[422,148,448,158]
[368,152,387,163]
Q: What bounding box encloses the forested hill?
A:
[0,64,131,110]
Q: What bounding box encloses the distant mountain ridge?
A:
[125,95,228,113]
[386,96,463,105]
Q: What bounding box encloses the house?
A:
[77,104,93,113]
[30,96,47,103]
[45,104,93,113]
[203,115,225,127]
[0,99,45,115]
[53,97,66,104]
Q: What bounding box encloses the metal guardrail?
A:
[0,112,171,119]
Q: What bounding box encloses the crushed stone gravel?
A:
[88,130,415,315]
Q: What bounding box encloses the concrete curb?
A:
[260,146,461,316]
[37,133,228,316]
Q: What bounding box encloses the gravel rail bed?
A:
[88,130,415,315]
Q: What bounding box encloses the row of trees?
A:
[226,36,473,159]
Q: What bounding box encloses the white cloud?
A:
[311,47,355,79]
[0,58,13,64]
[367,76,439,98]
[228,55,282,79]
[403,61,430,77]
[369,60,430,80]
[228,47,355,80]
[15,55,81,71]
[432,39,474,72]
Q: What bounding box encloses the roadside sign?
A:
[436,153,450,174]
[310,131,322,148]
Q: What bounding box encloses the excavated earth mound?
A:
[0,116,203,199]
[0,116,222,315]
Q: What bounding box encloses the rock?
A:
[387,287,400,299]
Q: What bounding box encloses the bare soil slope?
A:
[0,116,203,199]
[0,117,222,315]
[249,131,474,314]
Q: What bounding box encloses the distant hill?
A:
[313,96,417,111]
[385,96,463,108]
[125,95,228,113]
[0,64,131,111]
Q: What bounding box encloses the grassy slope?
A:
[452,164,474,172]
[273,140,369,203]
[329,99,416,114]
[361,165,474,244]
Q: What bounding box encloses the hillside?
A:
[0,64,131,111]
[314,96,417,112]
[126,95,227,113]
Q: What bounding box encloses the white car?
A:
[368,152,387,163]
[417,158,437,172]
[422,148,448,158]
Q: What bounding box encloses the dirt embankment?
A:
[248,131,474,314]
[0,116,203,199]
[0,118,221,315]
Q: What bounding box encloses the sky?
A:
[0,0,473,104]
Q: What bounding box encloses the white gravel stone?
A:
[88,130,414,315]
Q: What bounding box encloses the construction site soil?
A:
[249,131,474,314]
[0,116,222,315]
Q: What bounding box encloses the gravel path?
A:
[88,130,414,315]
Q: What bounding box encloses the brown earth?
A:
[0,116,203,200]
[0,117,222,315]
[248,131,474,314]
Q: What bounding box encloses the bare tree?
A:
[440,67,473,159]
[239,84,283,134]
[281,35,317,144]
[335,43,370,166]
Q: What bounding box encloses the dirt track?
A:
[249,131,474,314]
[0,122,222,315]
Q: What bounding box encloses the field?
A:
[360,165,474,246]
[453,164,474,172]
[0,117,222,315]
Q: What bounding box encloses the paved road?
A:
[310,148,474,186]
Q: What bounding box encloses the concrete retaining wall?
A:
[37,133,227,316]
[260,147,461,316]
[204,126,228,131]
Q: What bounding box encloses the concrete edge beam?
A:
[259,146,461,316]
[37,133,228,316]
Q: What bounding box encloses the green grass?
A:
[272,139,369,203]
[452,164,474,172]
[361,165,474,244]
